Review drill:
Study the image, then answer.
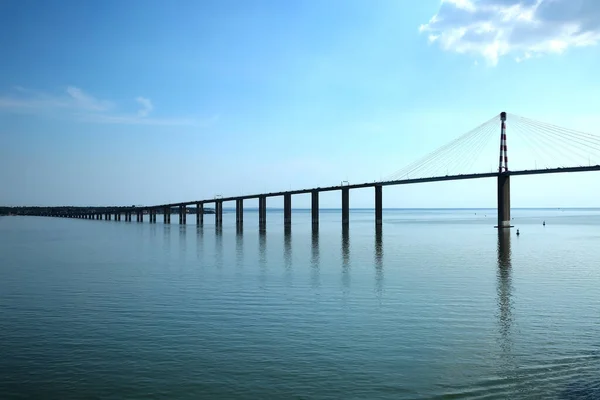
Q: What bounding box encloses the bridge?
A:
[25,112,600,229]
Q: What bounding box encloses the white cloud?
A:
[66,86,112,111]
[0,86,213,127]
[420,0,600,65]
[135,96,153,117]
[0,86,110,112]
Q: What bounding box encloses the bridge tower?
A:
[496,111,512,229]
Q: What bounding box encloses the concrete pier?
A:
[311,190,319,228]
[215,201,223,226]
[164,207,171,224]
[116,213,121,221]
[375,185,382,226]
[236,199,243,226]
[179,205,186,224]
[284,194,291,226]
[198,203,204,224]
[259,196,266,228]
[496,174,511,228]
[342,187,349,226]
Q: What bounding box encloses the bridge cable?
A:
[510,114,600,143]
[383,115,498,180]
[414,121,493,178]
[512,120,571,167]
[384,115,499,181]
[512,117,600,167]
[436,121,498,176]
[513,116,600,154]
[515,119,599,166]
[509,119,554,169]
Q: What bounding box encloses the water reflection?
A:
[258,229,267,288]
[215,225,223,269]
[310,229,320,289]
[162,225,171,255]
[235,227,243,268]
[284,226,292,270]
[375,225,384,299]
[178,225,187,256]
[196,225,204,263]
[496,229,515,377]
[283,226,292,286]
[341,225,350,291]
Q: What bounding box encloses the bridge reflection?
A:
[496,229,517,385]
[375,226,383,299]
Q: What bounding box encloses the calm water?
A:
[1,208,600,399]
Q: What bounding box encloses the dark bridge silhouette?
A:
[27,112,600,229]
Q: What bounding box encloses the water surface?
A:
[1,208,600,399]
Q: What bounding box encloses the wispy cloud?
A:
[0,86,216,127]
[135,96,153,117]
[420,0,600,65]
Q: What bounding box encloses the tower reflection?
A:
[284,225,292,271]
[235,224,243,268]
[310,228,320,289]
[497,229,515,373]
[341,225,350,290]
[258,228,267,288]
[375,225,384,298]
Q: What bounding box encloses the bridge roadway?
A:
[156,164,600,208]
[45,164,600,227]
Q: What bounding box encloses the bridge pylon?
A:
[496,111,513,229]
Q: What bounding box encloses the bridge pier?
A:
[179,205,186,224]
[284,194,291,226]
[164,207,170,224]
[496,174,512,228]
[342,187,349,226]
[198,203,204,224]
[259,196,267,229]
[215,201,223,226]
[311,190,319,229]
[375,185,382,227]
[236,199,243,227]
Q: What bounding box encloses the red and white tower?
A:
[498,111,508,173]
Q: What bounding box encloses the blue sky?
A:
[1,0,599,208]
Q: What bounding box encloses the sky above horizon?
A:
[1,0,600,208]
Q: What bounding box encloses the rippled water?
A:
[1,209,600,399]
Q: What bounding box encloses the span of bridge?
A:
[33,112,600,229]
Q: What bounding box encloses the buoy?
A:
[516,229,520,235]
[543,221,545,226]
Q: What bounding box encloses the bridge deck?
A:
[144,165,600,210]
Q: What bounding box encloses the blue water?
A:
[1,208,600,399]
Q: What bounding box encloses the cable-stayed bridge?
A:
[27,112,600,229]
